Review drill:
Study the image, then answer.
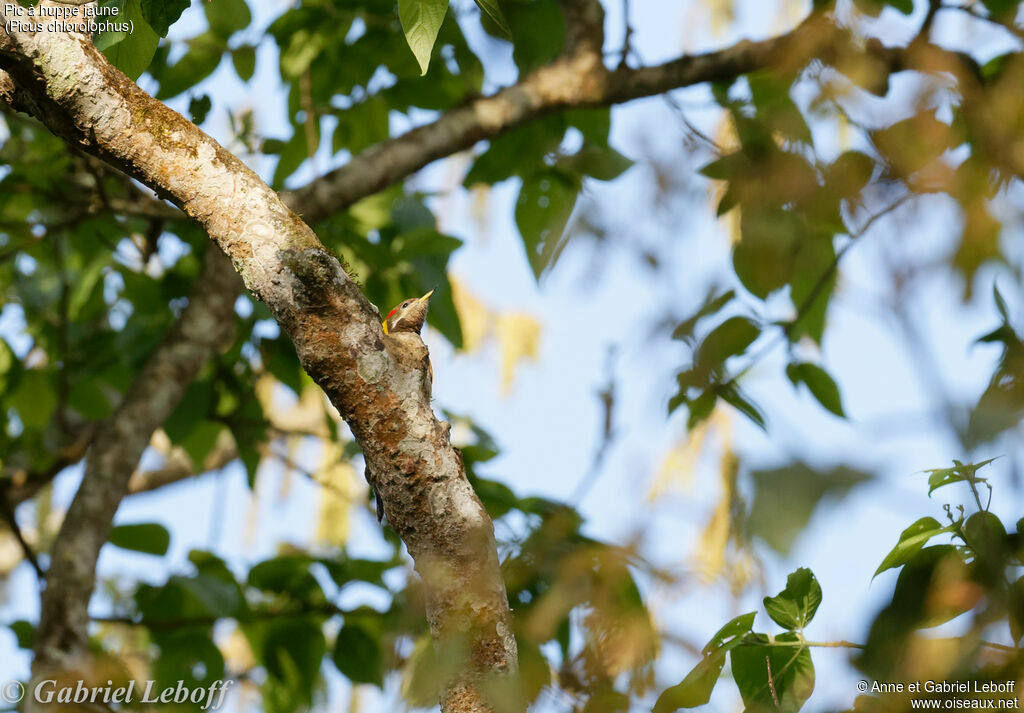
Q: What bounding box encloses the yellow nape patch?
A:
[382,319,389,334]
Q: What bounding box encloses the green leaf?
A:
[189,94,212,125]
[993,284,1010,322]
[963,511,1007,561]
[923,457,997,495]
[696,316,760,374]
[248,556,323,599]
[93,0,126,50]
[653,654,727,711]
[748,72,812,145]
[178,419,225,467]
[155,33,224,100]
[259,618,326,706]
[720,383,767,431]
[109,523,171,556]
[874,516,953,577]
[10,620,35,650]
[474,0,510,37]
[685,388,717,428]
[653,611,757,711]
[557,143,634,181]
[398,0,450,75]
[332,621,383,686]
[788,231,836,344]
[872,112,960,177]
[672,289,735,344]
[785,362,845,417]
[748,464,872,554]
[10,369,56,429]
[100,0,159,80]
[68,378,114,419]
[763,568,822,630]
[981,0,1019,19]
[735,208,801,299]
[232,45,256,82]
[503,0,564,72]
[464,115,565,186]
[205,0,251,38]
[731,632,815,713]
[515,170,580,279]
[141,0,189,36]
[1009,576,1024,642]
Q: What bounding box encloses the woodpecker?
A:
[382,289,434,335]
[371,289,434,522]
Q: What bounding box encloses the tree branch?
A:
[283,12,987,221]
[32,242,240,673]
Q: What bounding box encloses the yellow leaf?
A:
[497,312,541,395]
[314,444,361,547]
[450,275,493,353]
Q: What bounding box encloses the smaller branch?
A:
[0,492,44,580]
[92,602,347,630]
[618,0,634,69]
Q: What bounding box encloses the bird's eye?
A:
[402,300,411,308]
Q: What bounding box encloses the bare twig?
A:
[0,491,44,580]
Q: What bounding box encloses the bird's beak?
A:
[418,289,435,303]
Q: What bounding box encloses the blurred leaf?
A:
[696,317,760,375]
[504,0,564,72]
[332,621,383,686]
[515,170,580,279]
[9,620,35,650]
[474,0,510,37]
[981,0,1018,20]
[189,94,212,125]
[672,290,736,344]
[749,464,872,554]
[557,143,634,182]
[785,362,845,417]
[720,383,767,431]
[249,555,323,600]
[99,0,159,80]
[141,0,189,36]
[205,0,251,38]
[763,568,822,630]
[963,511,1007,562]
[748,72,812,145]
[156,33,225,99]
[1009,576,1024,642]
[464,116,566,186]
[109,523,171,556]
[399,0,449,75]
[232,46,257,82]
[10,369,56,429]
[872,113,959,177]
[735,208,801,298]
[259,618,326,707]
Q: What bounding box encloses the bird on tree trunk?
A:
[370,289,434,522]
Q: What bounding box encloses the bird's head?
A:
[382,289,434,335]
